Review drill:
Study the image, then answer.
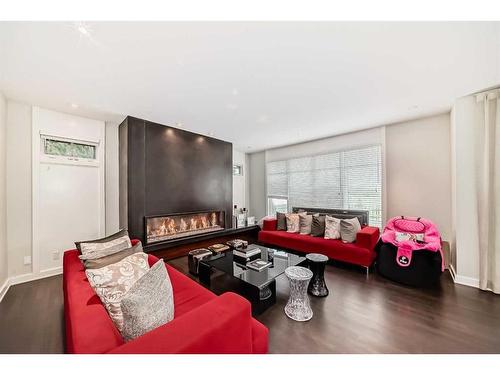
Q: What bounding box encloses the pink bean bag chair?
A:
[376,216,443,287]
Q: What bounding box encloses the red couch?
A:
[259,218,379,269]
[63,241,268,354]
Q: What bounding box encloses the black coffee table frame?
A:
[198,246,305,315]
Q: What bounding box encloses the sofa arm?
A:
[262,218,278,231]
[108,292,255,354]
[356,226,380,250]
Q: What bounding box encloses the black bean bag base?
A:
[375,241,443,287]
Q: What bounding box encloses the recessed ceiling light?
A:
[208,131,214,136]
[70,103,79,109]
[75,22,91,37]
[175,122,183,128]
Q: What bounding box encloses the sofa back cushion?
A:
[324,215,341,239]
[311,215,325,237]
[85,252,150,333]
[285,213,300,233]
[340,217,362,243]
[76,229,131,257]
[80,241,144,269]
[299,213,313,235]
[121,260,174,341]
[276,212,287,231]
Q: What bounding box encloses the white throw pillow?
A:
[85,252,150,332]
[285,213,300,233]
[324,215,341,239]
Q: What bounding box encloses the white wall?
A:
[5,100,108,281]
[248,151,267,220]
[451,95,481,286]
[385,113,452,242]
[0,92,8,297]
[266,127,384,162]
[6,100,32,277]
[232,149,248,211]
[105,122,120,235]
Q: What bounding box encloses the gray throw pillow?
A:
[80,242,144,269]
[75,229,130,255]
[276,212,287,231]
[120,260,174,342]
[299,213,313,235]
[340,217,362,243]
[311,215,325,237]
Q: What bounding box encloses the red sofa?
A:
[63,240,268,354]
[259,218,379,270]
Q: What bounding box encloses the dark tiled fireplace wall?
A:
[119,116,233,250]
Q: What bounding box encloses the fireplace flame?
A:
[146,211,224,244]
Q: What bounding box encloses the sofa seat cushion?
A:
[258,230,375,267]
[165,264,217,318]
[64,250,125,354]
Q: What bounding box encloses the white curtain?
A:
[477,90,500,293]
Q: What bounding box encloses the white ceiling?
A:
[1,22,499,152]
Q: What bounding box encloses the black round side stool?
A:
[306,253,329,297]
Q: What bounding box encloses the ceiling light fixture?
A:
[75,22,91,37]
[70,103,79,109]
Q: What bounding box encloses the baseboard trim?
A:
[448,264,457,281]
[454,274,480,288]
[0,278,11,303]
[9,267,63,286]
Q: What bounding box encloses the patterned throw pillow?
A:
[80,241,144,269]
[76,229,132,257]
[85,252,150,332]
[299,213,313,235]
[276,212,287,231]
[120,260,174,341]
[285,213,300,233]
[324,215,341,239]
[340,217,362,243]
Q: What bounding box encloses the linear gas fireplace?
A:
[145,211,225,244]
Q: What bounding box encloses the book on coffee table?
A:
[226,239,249,249]
[208,243,230,253]
[246,259,272,272]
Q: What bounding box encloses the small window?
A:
[43,138,96,160]
[268,197,288,216]
[233,164,243,176]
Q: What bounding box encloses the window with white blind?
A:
[266,145,382,228]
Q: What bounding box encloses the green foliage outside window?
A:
[44,138,96,159]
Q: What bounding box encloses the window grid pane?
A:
[44,138,96,160]
[266,145,382,228]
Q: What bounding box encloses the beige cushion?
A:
[324,215,341,239]
[80,242,144,269]
[340,217,362,243]
[285,213,300,233]
[85,252,150,332]
[77,229,132,258]
[121,260,174,341]
[299,213,313,235]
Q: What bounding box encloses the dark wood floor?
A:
[0,275,65,353]
[1,257,500,353]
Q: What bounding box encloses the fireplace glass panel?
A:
[146,211,225,244]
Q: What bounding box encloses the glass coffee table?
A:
[198,245,306,315]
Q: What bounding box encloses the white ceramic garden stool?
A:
[284,266,314,321]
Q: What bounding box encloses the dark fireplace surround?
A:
[119,116,233,251]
